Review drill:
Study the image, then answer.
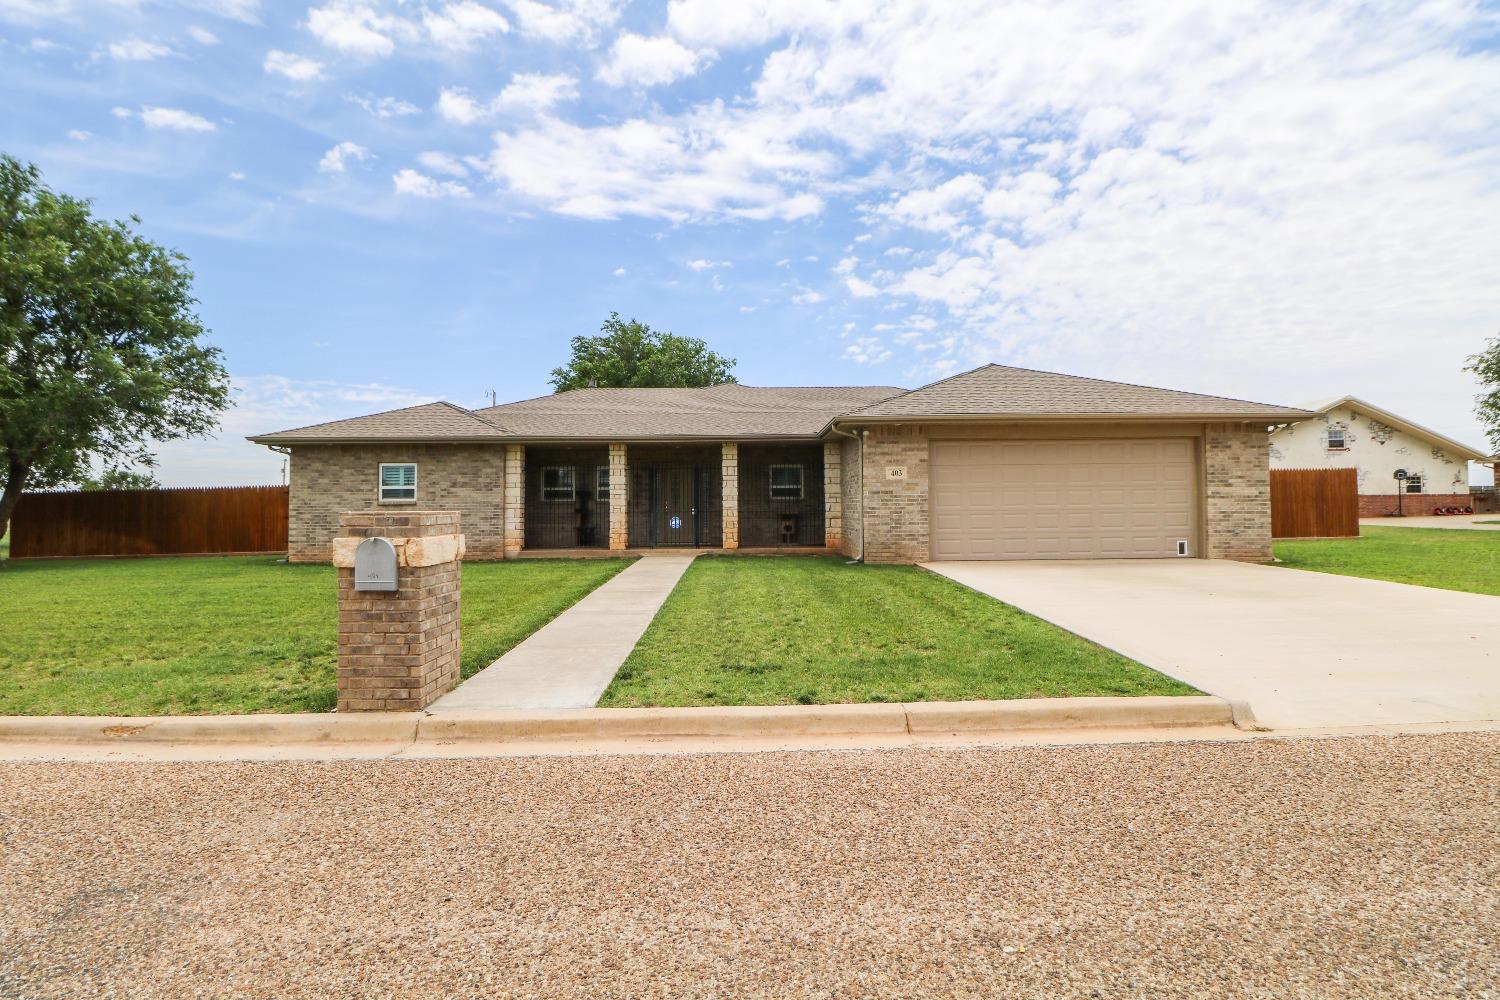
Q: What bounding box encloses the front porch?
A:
[503,440,844,557]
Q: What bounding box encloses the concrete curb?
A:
[0,696,1235,746]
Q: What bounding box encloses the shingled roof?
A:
[843,365,1312,422]
[248,401,507,444]
[474,384,905,439]
[249,366,1309,444]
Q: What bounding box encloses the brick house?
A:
[1268,395,1491,517]
[250,364,1311,564]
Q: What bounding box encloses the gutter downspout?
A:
[827,423,866,563]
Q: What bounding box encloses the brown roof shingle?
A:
[473,384,906,439]
[845,365,1312,422]
[248,401,507,444]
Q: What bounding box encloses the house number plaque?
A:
[886,466,908,480]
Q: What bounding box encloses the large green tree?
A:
[550,313,737,391]
[0,155,229,538]
[1466,334,1500,454]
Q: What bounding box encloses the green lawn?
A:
[599,556,1196,707]
[1273,526,1500,596]
[0,555,630,715]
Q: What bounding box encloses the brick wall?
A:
[823,440,842,550]
[1203,425,1272,561]
[1359,492,1474,517]
[839,435,862,558]
[336,511,462,712]
[861,425,931,564]
[289,444,505,562]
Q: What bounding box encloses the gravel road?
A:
[2,732,1496,999]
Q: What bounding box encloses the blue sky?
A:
[4,0,1498,485]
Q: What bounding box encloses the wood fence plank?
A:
[1271,468,1358,538]
[10,486,289,558]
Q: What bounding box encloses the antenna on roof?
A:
[488,389,497,406]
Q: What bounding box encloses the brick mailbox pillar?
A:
[332,511,465,712]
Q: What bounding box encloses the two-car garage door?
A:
[930,439,1197,560]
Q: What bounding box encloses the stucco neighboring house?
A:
[1268,396,1490,517]
[249,364,1310,565]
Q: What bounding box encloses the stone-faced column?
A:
[721,442,739,549]
[503,444,525,560]
[1203,423,1272,562]
[608,443,629,550]
[333,511,464,712]
[823,440,842,550]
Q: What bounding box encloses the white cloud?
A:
[498,71,577,111]
[685,258,729,271]
[318,141,370,173]
[114,106,218,132]
[107,38,173,60]
[186,26,219,45]
[417,150,469,176]
[393,168,472,198]
[438,74,579,124]
[264,49,324,80]
[436,87,488,124]
[792,289,824,305]
[502,0,621,43]
[350,93,420,117]
[228,170,247,180]
[843,336,892,365]
[484,110,831,221]
[307,0,413,56]
[597,33,702,87]
[65,129,90,141]
[612,266,626,276]
[422,1,508,49]
[29,37,60,51]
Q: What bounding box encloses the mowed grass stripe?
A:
[0,556,631,716]
[601,555,1196,707]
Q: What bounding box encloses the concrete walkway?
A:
[1361,514,1500,531]
[924,559,1500,730]
[429,555,696,712]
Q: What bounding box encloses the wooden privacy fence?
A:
[10,485,289,558]
[1270,468,1359,539]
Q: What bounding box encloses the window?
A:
[378,463,417,503]
[541,466,576,502]
[1404,474,1423,494]
[769,464,804,500]
[1326,427,1347,450]
[596,465,611,502]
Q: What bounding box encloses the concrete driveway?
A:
[924,559,1500,730]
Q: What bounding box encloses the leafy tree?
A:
[0,155,229,538]
[1466,334,1500,454]
[77,467,160,491]
[550,313,737,391]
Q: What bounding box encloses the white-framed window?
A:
[769,464,804,500]
[1404,474,1424,494]
[1326,427,1347,450]
[541,466,576,502]
[378,463,417,503]
[596,465,611,502]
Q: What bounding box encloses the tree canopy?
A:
[550,313,736,392]
[1465,334,1500,454]
[0,154,229,537]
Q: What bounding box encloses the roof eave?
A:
[834,410,1315,425]
[247,435,510,446]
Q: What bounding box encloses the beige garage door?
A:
[930,439,1197,560]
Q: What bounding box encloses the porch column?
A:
[823,440,842,550]
[608,443,629,550]
[503,444,525,559]
[722,442,739,549]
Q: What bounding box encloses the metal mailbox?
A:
[353,536,399,591]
